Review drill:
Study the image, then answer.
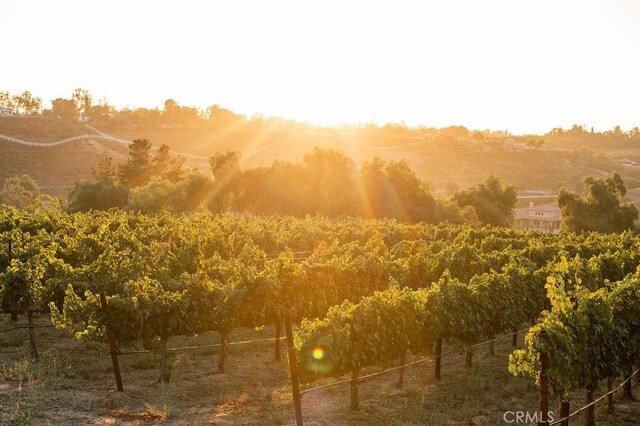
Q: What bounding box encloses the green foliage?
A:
[50,98,76,120]
[208,151,241,213]
[296,286,422,378]
[433,198,480,225]
[127,177,178,214]
[0,228,67,317]
[510,270,640,398]
[11,91,42,116]
[126,172,212,215]
[118,139,154,187]
[360,157,436,222]
[1,175,41,209]
[67,179,129,213]
[118,140,185,188]
[2,205,640,385]
[558,172,638,233]
[454,175,518,226]
[208,149,442,222]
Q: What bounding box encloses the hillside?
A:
[2,116,640,199]
[0,137,129,197]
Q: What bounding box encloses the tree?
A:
[439,125,469,138]
[453,175,517,227]
[87,98,115,124]
[67,180,129,213]
[172,170,213,213]
[433,198,479,225]
[151,144,185,182]
[51,98,77,120]
[385,160,435,222]
[162,99,200,126]
[0,230,64,359]
[206,104,245,129]
[234,161,307,216]
[127,177,177,214]
[302,148,357,217]
[360,158,391,218]
[13,91,42,115]
[558,173,638,233]
[208,151,241,213]
[118,139,153,187]
[357,158,438,222]
[91,157,118,182]
[129,108,162,126]
[0,92,15,109]
[1,175,41,209]
[525,139,545,149]
[72,88,92,115]
[67,157,130,212]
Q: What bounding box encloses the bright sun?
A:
[2,1,640,133]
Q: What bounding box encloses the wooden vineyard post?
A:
[26,309,38,360]
[275,319,281,361]
[607,377,614,413]
[396,348,407,389]
[284,311,303,426]
[585,389,595,426]
[624,368,634,400]
[350,367,360,411]
[538,330,549,426]
[217,332,228,373]
[488,334,495,356]
[512,327,518,348]
[559,399,569,426]
[8,237,18,322]
[465,347,473,368]
[100,292,123,392]
[434,337,443,380]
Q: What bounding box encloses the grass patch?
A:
[111,403,169,421]
[1,360,39,383]
[9,397,40,426]
[0,332,26,348]
[130,353,159,370]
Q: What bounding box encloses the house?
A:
[0,107,14,116]
[504,137,525,151]
[75,113,89,122]
[617,158,637,168]
[514,201,562,233]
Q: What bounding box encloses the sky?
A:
[1,0,640,134]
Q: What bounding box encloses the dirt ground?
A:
[1,314,639,425]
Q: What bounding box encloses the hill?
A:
[2,116,640,199]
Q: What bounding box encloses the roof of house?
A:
[515,202,561,221]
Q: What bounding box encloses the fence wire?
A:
[116,336,287,355]
[548,369,639,426]
[0,324,55,334]
[299,326,531,396]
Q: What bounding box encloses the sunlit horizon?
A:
[2,0,640,135]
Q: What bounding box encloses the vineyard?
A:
[2,206,640,424]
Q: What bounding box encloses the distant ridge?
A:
[0,124,210,160]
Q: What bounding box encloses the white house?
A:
[75,113,89,122]
[0,107,14,116]
[515,202,562,233]
[504,137,526,151]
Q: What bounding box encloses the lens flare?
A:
[312,346,324,360]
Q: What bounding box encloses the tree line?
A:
[60,139,524,226]
[4,88,640,147]
[2,137,638,232]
